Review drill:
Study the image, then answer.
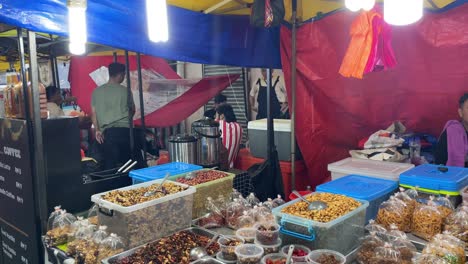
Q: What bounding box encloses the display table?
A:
[234,148,309,199]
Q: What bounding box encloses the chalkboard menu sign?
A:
[0,118,41,264]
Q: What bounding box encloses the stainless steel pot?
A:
[168,134,198,164]
[192,118,221,167]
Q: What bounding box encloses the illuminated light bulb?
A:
[67,0,87,55]
[345,0,362,12]
[362,0,375,11]
[146,0,169,42]
[384,0,424,26]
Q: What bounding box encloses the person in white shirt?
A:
[46,85,65,118]
[250,69,288,120]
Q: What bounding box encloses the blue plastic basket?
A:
[129,162,202,184]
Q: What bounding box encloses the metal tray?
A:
[101,227,217,264]
[192,257,225,264]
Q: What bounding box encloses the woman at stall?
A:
[216,104,242,169]
[434,93,468,167]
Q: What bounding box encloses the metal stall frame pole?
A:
[136,52,147,162]
[113,51,118,62]
[124,51,135,157]
[290,0,298,190]
[266,68,274,163]
[18,29,48,248]
[242,68,251,122]
[49,34,58,87]
[53,56,61,89]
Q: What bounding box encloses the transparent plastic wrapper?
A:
[365,219,387,234]
[391,237,417,264]
[226,198,248,228]
[386,224,407,240]
[427,232,466,264]
[87,203,99,225]
[253,204,274,223]
[413,254,450,264]
[197,197,225,229]
[443,209,468,247]
[371,243,400,264]
[236,211,256,229]
[394,190,417,231]
[376,197,409,231]
[230,189,242,201]
[216,194,228,211]
[263,198,276,209]
[412,198,443,240]
[435,195,455,220]
[45,210,77,246]
[73,224,96,241]
[92,226,108,244]
[97,233,125,262]
[357,232,385,264]
[272,195,285,207]
[47,205,62,231]
[403,187,419,200]
[246,193,260,207]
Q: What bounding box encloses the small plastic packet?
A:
[47,205,62,231]
[87,203,99,225]
[272,195,286,207]
[92,226,108,244]
[371,242,401,264]
[394,189,417,231]
[386,224,407,241]
[428,232,466,264]
[230,189,242,201]
[391,237,417,264]
[226,198,248,228]
[435,195,455,220]
[236,211,256,229]
[443,209,468,247]
[246,193,260,207]
[412,197,443,240]
[263,198,276,210]
[253,204,274,223]
[45,209,75,247]
[403,187,419,200]
[376,196,409,231]
[216,194,228,211]
[413,253,450,264]
[97,233,125,262]
[196,197,225,229]
[52,210,77,229]
[357,231,385,264]
[365,219,387,234]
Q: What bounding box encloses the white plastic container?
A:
[248,119,301,161]
[235,244,264,264]
[91,179,195,249]
[328,157,414,181]
[307,249,346,264]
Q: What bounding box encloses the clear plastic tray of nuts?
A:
[91,179,196,249]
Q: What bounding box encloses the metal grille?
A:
[229,169,254,198]
[203,65,248,143]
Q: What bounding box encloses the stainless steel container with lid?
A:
[168,134,198,164]
[192,118,221,167]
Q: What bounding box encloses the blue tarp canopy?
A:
[0,0,281,68]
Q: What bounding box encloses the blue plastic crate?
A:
[129,162,202,184]
[316,175,398,223]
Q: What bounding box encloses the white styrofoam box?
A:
[328,158,414,181]
[248,118,291,132]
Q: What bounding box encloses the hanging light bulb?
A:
[361,0,376,11]
[146,0,169,42]
[384,0,424,26]
[67,0,87,55]
[345,0,362,12]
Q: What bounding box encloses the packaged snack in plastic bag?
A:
[357,232,385,264]
[272,195,286,207]
[391,237,417,264]
[52,210,77,229]
[365,219,387,234]
[92,226,108,244]
[413,254,450,264]
[45,210,77,246]
[230,189,242,201]
[236,211,255,229]
[226,198,248,228]
[253,204,274,223]
[87,203,99,225]
[97,233,125,262]
[196,197,225,229]
[47,205,62,231]
[403,187,419,200]
[394,190,417,231]
[412,197,443,240]
[263,198,276,209]
[385,223,407,242]
[435,195,455,220]
[428,232,466,264]
[371,242,401,264]
[376,196,410,231]
[246,192,260,207]
[443,209,468,247]
[216,194,228,211]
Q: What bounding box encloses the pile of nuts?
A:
[281,193,361,223]
[117,230,219,264]
[44,226,72,246]
[219,238,244,261]
[315,253,341,264]
[101,182,187,207]
[176,170,228,185]
[67,239,123,264]
[255,223,280,245]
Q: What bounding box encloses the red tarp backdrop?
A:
[280,4,468,188]
[70,55,239,127]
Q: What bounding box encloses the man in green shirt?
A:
[91,62,138,169]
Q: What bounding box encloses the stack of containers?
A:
[169,169,235,218]
[129,162,202,184]
[91,179,196,249]
[316,175,398,223]
[399,164,468,207]
[328,158,414,181]
[272,194,369,255]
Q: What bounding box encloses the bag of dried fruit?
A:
[413,254,450,264]
[370,242,401,264]
[226,198,249,228]
[357,232,385,264]
[443,207,468,248]
[412,197,443,240]
[422,232,466,264]
[196,196,226,229]
[376,196,409,231]
[390,236,417,264]
[45,210,77,247]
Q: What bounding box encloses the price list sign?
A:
[0,118,41,264]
